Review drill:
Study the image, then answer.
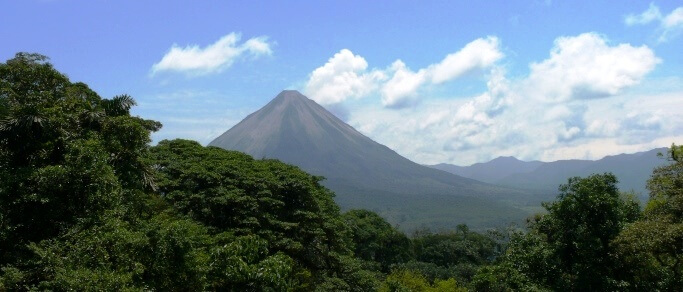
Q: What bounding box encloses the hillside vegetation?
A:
[1,53,681,291]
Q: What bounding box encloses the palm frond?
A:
[103,94,137,117]
[104,94,137,116]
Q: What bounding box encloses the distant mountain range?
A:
[209,90,538,231]
[429,148,668,200]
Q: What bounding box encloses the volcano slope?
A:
[210,90,538,231]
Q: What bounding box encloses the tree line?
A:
[1,53,681,291]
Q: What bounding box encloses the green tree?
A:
[489,173,640,291]
[0,53,160,267]
[613,144,683,290]
[343,209,413,271]
[1,212,298,291]
[471,229,552,292]
[147,139,379,290]
[379,269,466,292]
[409,225,499,283]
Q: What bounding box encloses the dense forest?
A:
[0,53,681,291]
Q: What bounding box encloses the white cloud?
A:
[351,90,681,165]
[625,3,683,42]
[304,49,385,105]
[303,37,503,109]
[449,69,512,126]
[524,33,659,102]
[429,36,503,84]
[625,3,662,25]
[380,60,428,108]
[342,33,677,165]
[151,32,273,76]
[381,36,503,108]
[298,32,677,165]
[662,7,683,35]
[585,119,621,137]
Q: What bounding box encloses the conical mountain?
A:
[210,90,385,179]
[210,90,534,230]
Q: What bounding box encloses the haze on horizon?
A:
[2,0,682,165]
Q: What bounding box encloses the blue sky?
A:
[2,0,682,165]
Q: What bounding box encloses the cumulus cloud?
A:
[304,49,385,105]
[380,60,428,108]
[625,3,683,42]
[151,32,273,76]
[344,33,676,165]
[303,37,503,109]
[381,36,503,107]
[524,33,659,102]
[429,36,503,84]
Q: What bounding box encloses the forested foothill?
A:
[1,53,680,291]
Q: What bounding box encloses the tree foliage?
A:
[343,209,413,272]
[379,269,466,292]
[612,144,683,290]
[409,225,500,283]
[147,139,379,290]
[0,53,159,267]
[532,173,640,290]
[473,173,645,291]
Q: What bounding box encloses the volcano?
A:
[209,90,534,230]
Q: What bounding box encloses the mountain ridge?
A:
[429,148,668,198]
